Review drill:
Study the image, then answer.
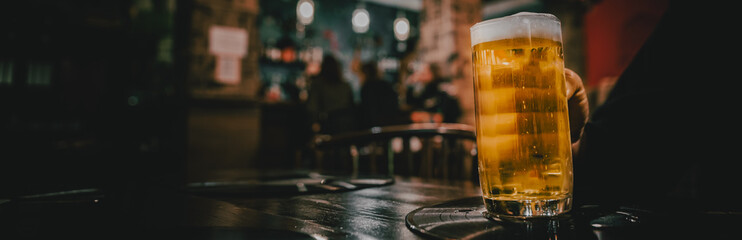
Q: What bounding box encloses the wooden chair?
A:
[311,123,478,182]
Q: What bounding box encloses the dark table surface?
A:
[0,174,480,239]
[1,173,738,239]
[210,177,482,239]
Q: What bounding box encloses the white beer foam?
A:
[470,12,562,47]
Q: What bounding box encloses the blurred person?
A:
[565,1,738,215]
[405,63,462,123]
[351,55,404,129]
[306,54,356,134]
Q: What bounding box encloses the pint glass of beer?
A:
[470,12,572,218]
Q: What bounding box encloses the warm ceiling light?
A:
[394,17,410,41]
[352,8,370,33]
[297,0,314,25]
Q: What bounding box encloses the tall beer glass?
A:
[470,12,572,218]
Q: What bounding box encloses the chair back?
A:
[312,123,478,182]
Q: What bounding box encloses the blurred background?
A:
[0,0,668,196]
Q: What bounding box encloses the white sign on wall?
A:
[209,25,247,85]
[215,55,240,85]
[209,25,248,57]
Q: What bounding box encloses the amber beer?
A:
[470,13,572,218]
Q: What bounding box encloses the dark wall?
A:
[0,0,188,197]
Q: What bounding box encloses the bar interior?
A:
[0,0,737,239]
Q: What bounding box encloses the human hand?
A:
[565,68,589,143]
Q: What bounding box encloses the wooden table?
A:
[206,177,482,239]
[0,176,480,239]
[2,175,737,239]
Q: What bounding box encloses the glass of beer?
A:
[470,12,572,219]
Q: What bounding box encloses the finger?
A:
[565,68,589,143]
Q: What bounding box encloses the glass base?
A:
[483,196,572,219]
